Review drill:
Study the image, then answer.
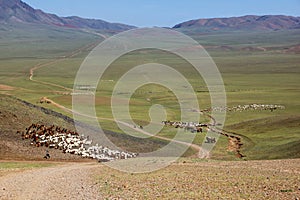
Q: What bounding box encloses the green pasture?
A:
[0,27,299,160]
[183,29,300,47]
[0,23,99,59]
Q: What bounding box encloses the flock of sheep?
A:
[17,124,138,162]
[202,104,285,112]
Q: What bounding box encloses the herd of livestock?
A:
[202,104,285,112]
[17,104,284,161]
[162,121,216,143]
[162,121,206,133]
[17,124,138,162]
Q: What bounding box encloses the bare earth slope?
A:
[0,95,86,161]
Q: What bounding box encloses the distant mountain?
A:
[0,0,135,32]
[173,15,300,31]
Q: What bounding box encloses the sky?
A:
[22,0,300,27]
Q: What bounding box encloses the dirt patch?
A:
[209,127,245,158]
[285,44,300,54]
[0,84,14,91]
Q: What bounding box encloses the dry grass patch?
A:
[93,159,300,199]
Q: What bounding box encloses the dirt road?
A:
[0,162,101,200]
[29,41,100,92]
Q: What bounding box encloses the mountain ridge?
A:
[1,0,300,33]
[0,0,135,32]
[173,15,300,31]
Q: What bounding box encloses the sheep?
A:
[208,104,285,113]
[19,124,138,162]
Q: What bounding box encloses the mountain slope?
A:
[0,0,135,32]
[173,15,300,31]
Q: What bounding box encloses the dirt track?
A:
[0,162,102,200]
[29,41,99,92]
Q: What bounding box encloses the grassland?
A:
[0,25,299,160]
